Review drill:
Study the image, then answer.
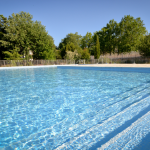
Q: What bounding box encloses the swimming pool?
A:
[0,66,150,149]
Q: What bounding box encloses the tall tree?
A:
[104,20,119,55]
[94,16,147,55]
[59,32,82,48]
[80,32,93,49]
[138,34,150,56]
[0,11,55,60]
[58,32,82,59]
[81,32,94,55]
[81,48,90,59]
[0,15,7,59]
[118,15,147,54]
[94,28,107,55]
[94,35,100,59]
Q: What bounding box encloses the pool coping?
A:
[77,64,150,68]
[0,64,150,69]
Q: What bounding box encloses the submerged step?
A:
[55,96,150,150]
[98,111,150,150]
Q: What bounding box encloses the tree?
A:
[0,11,56,60]
[94,35,100,59]
[81,48,90,59]
[59,42,76,59]
[58,32,82,59]
[80,32,94,55]
[104,20,119,55]
[0,15,7,41]
[55,50,62,59]
[93,28,107,55]
[139,34,150,56]
[80,32,93,49]
[64,50,79,60]
[59,32,82,48]
[0,15,7,59]
[118,15,147,54]
[0,12,33,59]
[3,46,22,60]
[93,16,147,56]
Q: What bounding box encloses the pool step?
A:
[50,85,150,149]
[98,111,150,150]
[55,95,150,149]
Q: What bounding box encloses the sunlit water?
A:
[0,67,150,150]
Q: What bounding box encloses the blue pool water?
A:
[0,66,150,150]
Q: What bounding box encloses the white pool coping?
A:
[0,64,77,69]
[77,64,150,68]
[0,64,150,70]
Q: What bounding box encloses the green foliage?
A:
[59,32,82,59]
[55,50,62,59]
[80,32,94,55]
[81,48,90,60]
[3,46,22,60]
[1,12,148,61]
[118,15,147,54]
[0,15,6,39]
[0,11,55,60]
[0,15,7,59]
[66,42,76,52]
[93,16,147,56]
[81,32,93,49]
[64,50,79,60]
[59,32,82,49]
[93,28,108,55]
[139,34,150,56]
[104,20,119,55]
[94,35,100,59]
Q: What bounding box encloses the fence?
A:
[99,51,141,59]
[0,60,75,67]
[0,57,150,67]
[76,57,150,64]
[108,57,150,64]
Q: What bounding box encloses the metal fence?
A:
[99,51,141,59]
[0,57,150,67]
[78,57,150,64]
[0,60,75,67]
[109,57,150,64]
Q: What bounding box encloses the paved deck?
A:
[78,64,150,68]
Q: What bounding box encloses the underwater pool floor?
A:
[0,66,150,150]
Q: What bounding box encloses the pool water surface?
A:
[0,67,150,149]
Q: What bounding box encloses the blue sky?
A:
[1,0,150,46]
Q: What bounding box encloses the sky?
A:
[1,0,150,46]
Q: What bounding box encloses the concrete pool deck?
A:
[77,64,150,68]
